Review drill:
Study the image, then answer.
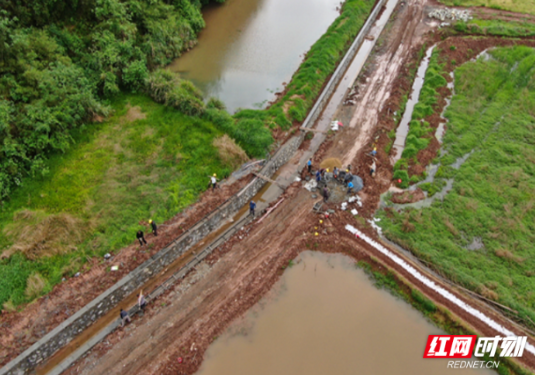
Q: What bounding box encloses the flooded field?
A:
[195,252,493,375]
[169,0,341,113]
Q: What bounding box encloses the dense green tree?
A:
[0,0,224,200]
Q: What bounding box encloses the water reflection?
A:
[169,0,341,113]
[196,252,494,375]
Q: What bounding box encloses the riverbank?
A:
[0,0,376,315]
[0,0,378,368]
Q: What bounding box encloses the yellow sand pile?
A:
[320,158,342,171]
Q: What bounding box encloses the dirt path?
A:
[339,0,427,166]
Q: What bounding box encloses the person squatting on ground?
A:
[347,181,354,194]
[136,230,147,246]
[315,170,321,183]
[333,167,339,180]
[323,187,330,202]
[138,290,147,312]
[370,159,376,177]
[307,158,312,174]
[249,200,256,216]
[210,174,218,190]
[120,308,131,327]
[149,219,157,236]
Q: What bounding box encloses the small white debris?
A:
[367,220,383,235]
[330,120,343,131]
[348,196,357,203]
[104,253,111,259]
[304,180,318,191]
[341,202,348,211]
[429,8,472,22]
[74,272,80,277]
[351,209,358,215]
[111,266,119,271]
[357,201,363,207]
[373,217,381,222]
[295,176,301,182]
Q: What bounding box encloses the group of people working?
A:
[120,290,148,327]
[136,219,158,247]
[308,158,357,199]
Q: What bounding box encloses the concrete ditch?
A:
[0,0,388,374]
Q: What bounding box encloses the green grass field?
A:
[455,18,535,37]
[439,0,535,15]
[378,45,535,325]
[0,94,233,308]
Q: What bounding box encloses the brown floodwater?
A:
[195,252,495,375]
[168,0,341,113]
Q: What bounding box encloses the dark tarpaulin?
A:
[351,175,364,192]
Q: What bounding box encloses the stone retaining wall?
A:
[1,1,387,372]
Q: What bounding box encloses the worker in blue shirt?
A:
[347,181,354,194]
[250,200,257,216]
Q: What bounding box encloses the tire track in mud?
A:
[339,0,427,165]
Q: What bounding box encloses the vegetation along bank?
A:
[380,43,535,327]
[0,0,375,312]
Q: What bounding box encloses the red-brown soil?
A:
[391,188,426,203]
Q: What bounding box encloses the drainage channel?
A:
[391,45,436,163]
[35,178,280,375]
[14,0,393,373]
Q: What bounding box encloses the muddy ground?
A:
[5,0,535,373]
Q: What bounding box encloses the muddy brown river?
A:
[168,0,341,113]
[195,252,494,375]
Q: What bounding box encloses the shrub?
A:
[393,170,409,188]
[212,135,249,169]
[145,69,206,116]
[207,97,226,111]
[411,289,436,313]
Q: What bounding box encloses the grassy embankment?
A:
[378,45,535,327]
[439,0,535,15]
[0,0,375,310]
[0,94,240,309]
[454,18,535,37]
[360,260,531,375]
